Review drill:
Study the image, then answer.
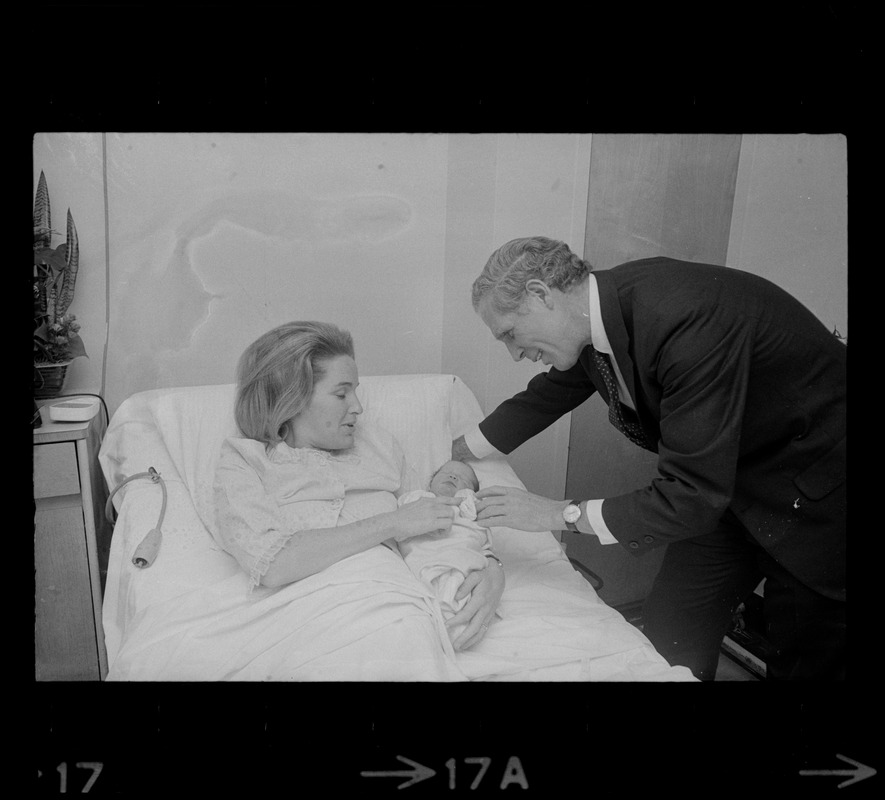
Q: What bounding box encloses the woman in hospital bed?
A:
[214,320,502,677]
[212,320,694,681]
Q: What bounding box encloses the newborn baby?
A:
[397,461,497,641]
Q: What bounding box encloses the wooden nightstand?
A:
[34,408,112,680]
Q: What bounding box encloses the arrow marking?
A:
[361,755,436,789]
[800,754,877,789]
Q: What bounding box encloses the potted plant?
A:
[33,171,87,399]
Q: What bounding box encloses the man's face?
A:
[478,288,583,372]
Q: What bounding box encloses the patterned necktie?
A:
[591,348,652,450]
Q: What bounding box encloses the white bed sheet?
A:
[98,374,695,682]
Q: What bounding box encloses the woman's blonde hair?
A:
[235,321,355,447]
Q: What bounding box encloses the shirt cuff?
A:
[464,426,505,459]
[584,500,618,545]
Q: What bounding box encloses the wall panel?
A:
[565,133,742,607]
[727,133,847,338]
[100,133,451,412]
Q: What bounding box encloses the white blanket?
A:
[99,375,696,682]
[397,488,490,633]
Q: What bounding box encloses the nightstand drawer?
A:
[34,413,110,680]
[33,442,80,498]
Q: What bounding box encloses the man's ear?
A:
[524,279,554,308]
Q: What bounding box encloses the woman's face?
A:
[285,355,363,451]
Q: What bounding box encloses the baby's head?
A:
[429,460,480,498]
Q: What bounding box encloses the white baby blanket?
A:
[397,488,492,639]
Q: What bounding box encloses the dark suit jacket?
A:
[478,258,846,601]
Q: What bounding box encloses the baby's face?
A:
[429,461,478,497]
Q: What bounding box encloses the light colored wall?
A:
[441,134,592,499]
[33,133,591,499]
[726,133,847,338]
[63,132,452,403]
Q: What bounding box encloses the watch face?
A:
[563,504,581,524]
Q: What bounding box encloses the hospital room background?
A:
[33,132,847,679]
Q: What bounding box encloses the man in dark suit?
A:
[453,236,846,680]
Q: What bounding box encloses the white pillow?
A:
[357,373,454,491]
[102,375,470,532]
[151,384,239,529]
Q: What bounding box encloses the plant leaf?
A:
[33,171,52,250]
[34,246,68,271]
[66,332,88,359]
[46,284,57,325]
[56,210,80,318]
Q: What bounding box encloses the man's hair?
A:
[235,320,355,447]
[471,236,592,313]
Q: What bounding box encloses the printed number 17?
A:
[40,762,104,793]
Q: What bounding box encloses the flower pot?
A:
[34,362,70,399]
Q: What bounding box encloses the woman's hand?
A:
[474,486,564,532]
[390,496,460,542]
[446,559,505,650]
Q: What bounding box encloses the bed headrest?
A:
[100,374,498,532]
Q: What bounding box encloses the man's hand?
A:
[474,486,566,532]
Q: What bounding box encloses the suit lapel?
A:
[593,269,639,406]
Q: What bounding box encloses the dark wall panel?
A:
[564,134,741,607]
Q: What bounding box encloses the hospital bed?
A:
[98,373,695,681]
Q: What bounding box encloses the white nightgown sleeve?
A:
[212,438,307,590]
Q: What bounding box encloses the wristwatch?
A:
[562,500,582,532]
